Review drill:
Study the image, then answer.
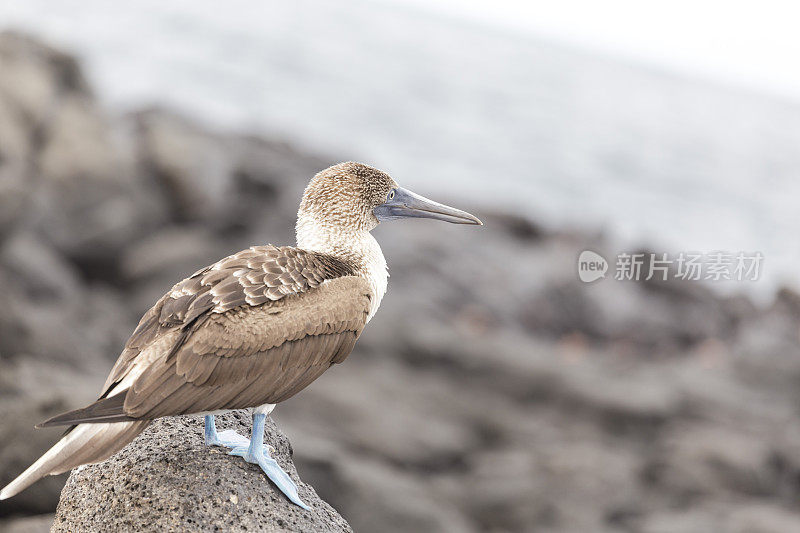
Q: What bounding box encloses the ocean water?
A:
[1,0,799,300]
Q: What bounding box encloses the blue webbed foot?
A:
[228,444,309,510]
[204,415,251,448]
[224,413,310,510]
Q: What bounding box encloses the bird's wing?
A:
[120,274,371,418]
[39,245,370,426]
[101,244,358,395]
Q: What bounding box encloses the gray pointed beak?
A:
[374,187,483,225]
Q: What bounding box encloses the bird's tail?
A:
[0,420,150,500]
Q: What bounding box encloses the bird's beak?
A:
[374,187,483,225]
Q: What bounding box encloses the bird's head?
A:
[297,162,482,245]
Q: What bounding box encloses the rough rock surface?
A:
[52,412,352,533]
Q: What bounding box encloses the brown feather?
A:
[53,246,372,427]
[36,395,133,427]
[100,245,358,395]
[122,276,371,418]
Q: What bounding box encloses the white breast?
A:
[296,215,389,322]
[360,233,388,322]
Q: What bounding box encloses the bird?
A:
[0,161,481,509]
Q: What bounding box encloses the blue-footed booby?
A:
[0,162,481,509]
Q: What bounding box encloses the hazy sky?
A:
[384,0,800,102]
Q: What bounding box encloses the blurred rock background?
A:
[1,31,800,533]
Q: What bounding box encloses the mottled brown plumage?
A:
[43,245,369,425]
[124,276,369,418]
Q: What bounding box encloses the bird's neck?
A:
[296,217,388,321]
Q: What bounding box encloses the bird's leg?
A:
[228,413,310,510]
[203,415,249,448]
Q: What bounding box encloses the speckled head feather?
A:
[297,162,398,234]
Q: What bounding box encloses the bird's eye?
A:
[387,190,395,201]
